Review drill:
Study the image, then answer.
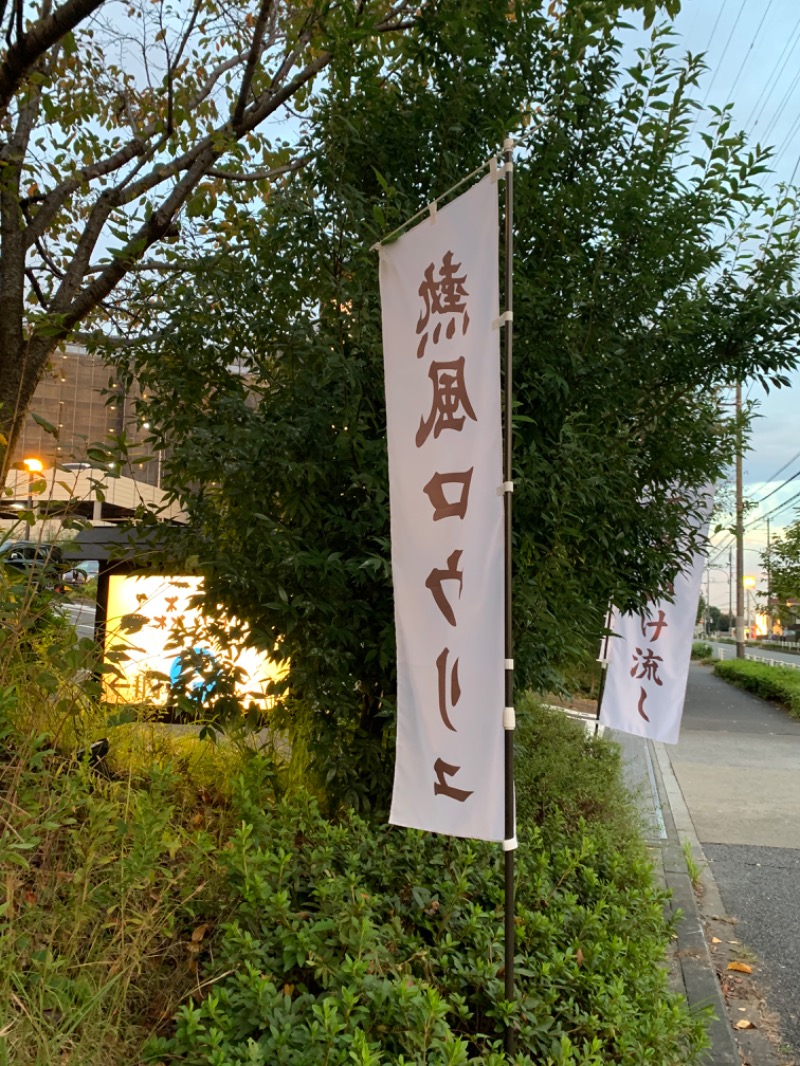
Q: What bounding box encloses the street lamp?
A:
[743,575,756,639]
[22,456,43,514]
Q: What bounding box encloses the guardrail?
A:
[712,645,800,670]
[750,654,800,671]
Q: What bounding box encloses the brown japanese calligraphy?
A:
[641,609,669,641]
[416,359,477,448]
[433,756,473,802]
[423,469,473,521]
[630,646,664,685]
[436,647,461,732]
[416,250,470,359]
[425,549,463,626]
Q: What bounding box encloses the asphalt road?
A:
[58,599,96,641]
[671,665,800,1056]
[709,640,800,669]
[703,842,800,1056]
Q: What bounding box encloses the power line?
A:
[706,480,800,569]
[748,467,800,508]
[702,0,748,104]
[745,485,800,532]
[703,0,730,56]
[724,0,774,107]
[743,12,800,131]
[761,61,800,146]
[752,446,800,490]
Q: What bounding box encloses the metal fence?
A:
[713,644,800,670]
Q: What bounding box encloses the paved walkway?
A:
[593,662,800,1064]
[608,725,741,1065]
[669,665,800,1062]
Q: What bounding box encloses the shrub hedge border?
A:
[713,659,800,718]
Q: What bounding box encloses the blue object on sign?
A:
[169,646,219,702]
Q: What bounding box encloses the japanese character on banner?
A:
[416,251,470,359]
[416,358,477,447]
[423,469,473,521]
[631,608,669,721]
[413,251,475,803]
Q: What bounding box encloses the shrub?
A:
[145,706,709,1065]
[713,659,800,717]
[0,710,236,1065]
[691,642,712,660]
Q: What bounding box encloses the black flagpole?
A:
[502,135,517,1060]
[594,608,613,734]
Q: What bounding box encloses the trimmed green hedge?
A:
[713,659,800,718]
[691,642,712,660]
[145,702,709,1066]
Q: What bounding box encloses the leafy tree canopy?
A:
[0,0,445,477]
[114,2,800,807]
[0,0,685,477]
[766,520,800,621]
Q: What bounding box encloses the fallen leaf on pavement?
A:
[727,962,753,974]
[712,937,722,944]
[734,1019,756,1030]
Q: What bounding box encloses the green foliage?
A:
[117,5,800,812]
[0,546,708,1064]
[0,711,233,1065]
[713,659,800,718]
[682,839,704,891]
[2,0,491,476]
[691,642,712,660]
[145,704,708,1065]
[763,519,800,621]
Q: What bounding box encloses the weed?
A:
[682,839,705,891]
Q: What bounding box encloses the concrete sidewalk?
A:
[606,660,800,1066]
[611,728,742,1066]
[669,666,800,1065]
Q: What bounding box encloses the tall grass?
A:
[0,562,237,1064]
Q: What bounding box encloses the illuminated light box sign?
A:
[104,574,284,708]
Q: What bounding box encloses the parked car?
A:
[62,561,99,586]
[0,540,66,590]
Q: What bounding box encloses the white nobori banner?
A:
[600,490,714,745]
[379,175,504,840]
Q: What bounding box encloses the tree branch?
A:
[25,266,47,307]
[110,50,329,211]
[0,0,106,119]
[207,152,312,182]
[24,137,148,248]
[231,0,274,130]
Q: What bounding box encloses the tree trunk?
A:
[0,333,57,482]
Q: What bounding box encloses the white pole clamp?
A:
[504,658,514,670]
[496,481,514,496]
[492,311,514,329]
[503,706,515,730]
[503,836,518,851]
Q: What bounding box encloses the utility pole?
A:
[766,516,772,636]
[728,544,733,636]
[706,567,711,635]
[736,383,745,659]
